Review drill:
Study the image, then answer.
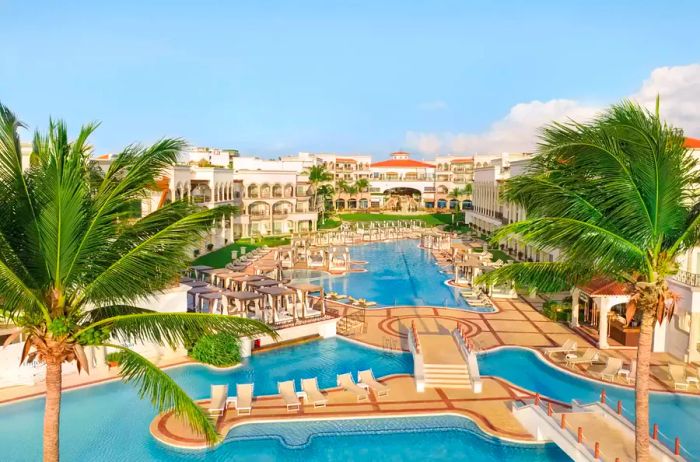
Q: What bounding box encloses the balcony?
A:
[249,212,270,221]
[673,270,700,287]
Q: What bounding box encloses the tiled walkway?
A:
[151,374,546,449]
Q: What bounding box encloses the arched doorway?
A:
[335,198,346,209]
[383,187,421,212]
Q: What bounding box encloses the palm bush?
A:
[0,103,274,462]
[477,99,700,461]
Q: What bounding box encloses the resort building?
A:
[465,152,558,263]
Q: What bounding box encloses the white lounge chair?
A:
[337,373,369,401]
[208,384,228,416]
[233,383,253,415]
[358,369,390,398]
[591,357,623,381]
[301,378,328,408]
[543,339,577,357]
[278,380,301,411]
[669,365,690,390]
[566,348,597,367]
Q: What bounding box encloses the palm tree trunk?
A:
[634,308,655,462]
[43,356,63,462]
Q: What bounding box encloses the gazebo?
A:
[570,277,633,349]
[453,257,485,286]
[287,282,326,318]
[187,285,219,311]
[189,265,213,281]
[229,274,265,291]
[198,291,223,314]
[257,286,297,324]
[222,291,264,318]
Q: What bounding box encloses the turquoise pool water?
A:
[292,239,494,311]
[479,347,700,459]
[0,338,410,461]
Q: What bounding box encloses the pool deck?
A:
[331,297,700,395]
[150,374,550,450]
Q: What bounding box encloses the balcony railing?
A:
[673,270,700,287]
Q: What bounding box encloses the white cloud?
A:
[406,63,700,156]
[418,100,448,111]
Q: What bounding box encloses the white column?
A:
[597,298,610,349]
[229,213,235,243]
[570,288,580,328]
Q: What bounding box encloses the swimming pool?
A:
[479,347,700,459]
[291,240,494,311]
[0,338,566,461]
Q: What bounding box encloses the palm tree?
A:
[0,104,274,462]
[476,99,699,461]
[306,164,333,211]
[316,184,335,222]
[447,187,465,211]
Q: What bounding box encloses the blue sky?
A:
[2,0,699,157]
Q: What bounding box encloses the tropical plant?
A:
[306,164,333,210]
[476,99,699,461]
[189,332,241,367]
[316,184,336,223]
[0,103,274,462]
[354,178,369,193]
[447,187,467,210]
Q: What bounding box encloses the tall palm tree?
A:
[306,164,333,211]
[316,184,335,222]
[476,99,699,461]
[447,187,465,211]
[0,104,274,462]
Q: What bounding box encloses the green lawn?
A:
[192,236,290,268]
[318,217,341,229]
[470,247,514,262]
[336,212,457,226]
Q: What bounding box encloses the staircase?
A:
[423,363,471,389]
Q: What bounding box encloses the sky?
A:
[1,0,700,159]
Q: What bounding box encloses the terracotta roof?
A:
[449,158,474,164]
[335,158,357,163]
[578,277,630,296]
[685,137,700,149]
[95,154,110,160]
[371,159,435,168]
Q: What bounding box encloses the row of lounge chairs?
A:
[208,369,390,416]
[226,247,270,269]
[545,339,700,388]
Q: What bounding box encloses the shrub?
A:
[543,300,572,322]
[190,333,241,367]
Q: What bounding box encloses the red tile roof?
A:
[578,277,630,296]
[370,159,435,168]
[684,137,700,149]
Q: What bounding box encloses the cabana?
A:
[247,278,282,290]
[257,286,296,324]
[217,271,246,290]
[229,274,265,291]
[307,246,327,268]
[200,268,231,285]
[253,262,283,281]
[570,277,632,349]
[222,291,264,318]
[328,247,350,272]
[287,282,326,319]
[453,257,484,286]
[187,285,219,311]
[274,245,295,269]
[189,265,213,281]
[198,291,223,314]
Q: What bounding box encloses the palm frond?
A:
[79,305,155,324]
[78,205,232,306]
[104,345,219,443]
[475,261,594,293]
[78,312,275,349]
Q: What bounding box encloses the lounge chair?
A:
[591,357,623,381]
[233,383,253,415]
[669,364,690,390]
[565,348,597,366]
[337,373,369,401]
[301,378,328,408]
[543,339,577,357]
[358,369,390,398]
[208,384,228,416]
[278,380,301,411]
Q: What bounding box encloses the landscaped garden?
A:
[193,236,291,268]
